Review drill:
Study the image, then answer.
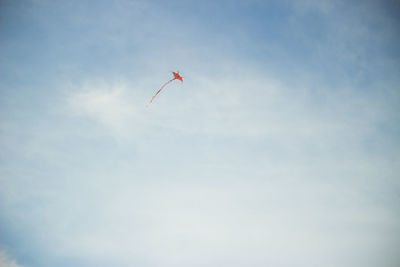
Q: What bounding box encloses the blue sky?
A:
[1,0,400,266]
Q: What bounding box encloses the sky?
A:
[0,0,400,266]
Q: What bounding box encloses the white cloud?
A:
[67,80,145,138]
[66,64,384,159]
[38,68,396,266]
[0,250,23,267]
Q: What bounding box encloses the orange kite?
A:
[148,71,184,105]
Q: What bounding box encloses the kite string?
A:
[148,78,174,105]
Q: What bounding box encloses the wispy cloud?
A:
[0,250,23,267]
[66,63,387,155]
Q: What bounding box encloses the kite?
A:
[148,71,184,105]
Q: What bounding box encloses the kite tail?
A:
[148,79,174,105]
